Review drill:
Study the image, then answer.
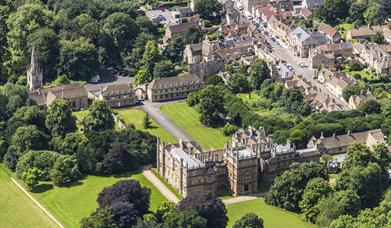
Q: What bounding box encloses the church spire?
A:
[27,45,43,91]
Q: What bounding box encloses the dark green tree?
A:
[143,113,151,129]
[102,12,138,51]
[358,99,381,114]
[45,99,77,137]
[83,100,115,132]
[81,207,118,228]
[163,209,207,228]
[249,59,270,90]
[371,32,385,44]
[153,60,175,79]
[233,213,264,228]
[229,74,251,93]
[197,86,225,127]
[194,0,222,20]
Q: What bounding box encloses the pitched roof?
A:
[46,83,87,100]
[318,22,338,37]
[102,84,133,96]
[177,6,193,14]
[148,74,203,89]
[168,21,199,34]
[318,42,353,52]
[318,129,385,150]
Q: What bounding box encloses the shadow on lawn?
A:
[31,180,84,193]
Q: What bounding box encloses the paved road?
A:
[142,170,180,203]
[222,194,264,205]
[140,100,194,142]
[260,27,349,110]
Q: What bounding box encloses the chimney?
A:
[333,132,336,138]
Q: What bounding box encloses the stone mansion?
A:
[157,126,321,197]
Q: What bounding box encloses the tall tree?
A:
[194,0,222,20]
[83,100,115,132]
[197,86,226,127]
[59,38,99,81]
[233,213,264,228]
[163,209,207,228]
[51,155,80,185]
[81,207,118,228]
[249,59,270,90]
[98,180,151,216]
[101,143,132,175]
[178,192,228,228]
[111,202,139,227]
[102,12,138,51]
[45,99,77,137]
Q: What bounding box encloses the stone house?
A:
[163,21,199,43]
[147,74,204,102]
[353,43,391,76]
[316,42,353,58]
[268,16,292,42]
[301,0,324,11]
[289,27,327,57]
[99,84,137,108]
[347,25,391,42]
[307,129,386,155]
[176,7,195,18]
[317,23,341,43]
[253,4,293,22]
[309,49,335,68]
[348,91,376,109]
[324,72,355,99]
[226,8,241,26]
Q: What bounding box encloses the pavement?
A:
[84,69,134,93]
[256,25,349,110]
[142,170,180,203]
[140,100,194,142]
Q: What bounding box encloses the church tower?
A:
[27,46,43,91]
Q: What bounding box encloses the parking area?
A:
[84,69,134,94]
[145,10,178,25]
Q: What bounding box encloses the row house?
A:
[348,91,376,110]
[317,23,341,43]
[253,4,294,22]
[353,43,391,76]
[163,20,200,43]
[324,72,356,100]
[347,25,391,42]
[309,49,335,68]
[146,74,204,102]
[289,26,327,57]
[268,16,293,42]
[316,42,353,58]
[98,84,137,108]
[310,92,343,112]
[301,0,324,12]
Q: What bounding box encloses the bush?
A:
[223,124,238,136]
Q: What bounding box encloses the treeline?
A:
[315,0,391,26]
[187,83,391,148]
[265,142,391,227]
[0,88,156,188]
[81,179,264,228]
[0,0,161,83]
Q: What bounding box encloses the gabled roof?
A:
[318,22,338,37]
[149,74,203,89]
[168,21,199,34]
[102,84,133,96]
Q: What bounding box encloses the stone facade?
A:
[147,75,204,102]
[27,46,43,91]
[157,126,321,197]
[99,84,137,108]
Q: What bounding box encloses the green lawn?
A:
[344,68,372,81]
[237,93,261,105]
[0,166,57,228]
[116,108,177,143]
[226,199,313,228]
[160,102,230,149]
[31,173,167,228]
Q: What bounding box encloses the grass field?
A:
[226,199,313,228]
[0,166,57,228]
[116,108,177,143]
[237,93,261,105]
[31,173,167,228]
[160,102,230,149]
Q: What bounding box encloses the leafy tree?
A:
[223,124,238,136]
[265,162,328,212]
[329,215,357,228]
[98,180,151,216]
[204,74,224,85]
[16,150,60,180]
[184,27,203,44]
[349,1,366,25]
[102,12,138,51]
[178,192,228,228]
[143,113,151,129]
[342,84,362,101]
[64,13,100,41]
[229,74,251,93]
[153,60,175,79]
[315,0,350,25]
[6,3,55,73]
[50,132,87,155]
[358,99,381,114]
[163,209,207,228]
[101,143,132,175]
[371,32,385,44]
[134,68,149,86]
[20,167,44,189]
[53,75,70,85]
[9,125,47,159]
[81,207,118,228]
[51,155,80,185]
[163,35,185,63]
[348,59,364,71]
[233,213,264,228]
[83,100,115,132]
[139,41,160,76]
[249,59,270,90]
[315,190,361,227]
[59,38,100,81]
[111,202,139,227]
[46,99,77,137]
[299,178,333,223]
[155,201,177,223]
[194,0,222,20]
[197,86,226,127]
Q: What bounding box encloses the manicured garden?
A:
[160,102,230,149]
[226,199,314,228]
[0,166,57,228]
[116,108,177,143]
[30,173,167,228]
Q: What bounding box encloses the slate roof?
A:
[168,21,199,34]
[149,74,203,89]
[177,7,193,14]
[46,83,87,100]
[102,84,133,96]
[318,129,385,150]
